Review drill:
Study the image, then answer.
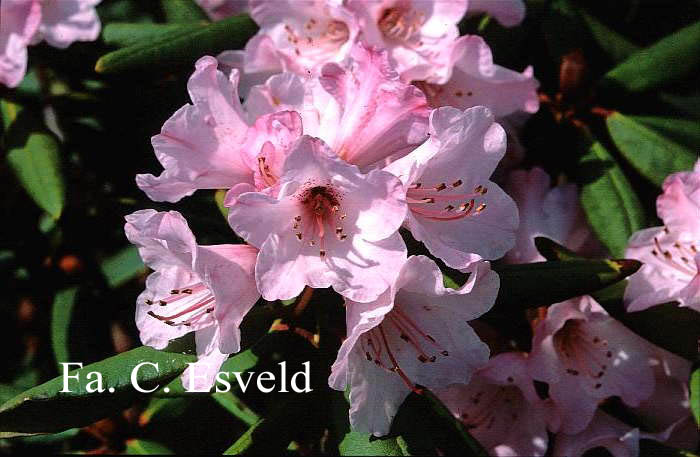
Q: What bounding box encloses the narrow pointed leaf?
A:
[577,7,639,62]
[0,347,195,435]
[51,287,78,369]
[160,0,209,23]
[103,23,205,48]
[606,112,696,186]
[95,15,257,75]
[100,246,146,288]
[603,21,700,92]
[125,439,175,454]
[493,259,641,309]
[576,130,645,257]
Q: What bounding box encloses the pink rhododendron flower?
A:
[468,0,526,27]
[329,256,498,436]
[1,0,100,88]
[245,45,430,170]
[345,0,468,82]
[137,56,302,203]
[124,209,259,390]
[414,35,539,117]
[504,167,602,263]
[385,106,518,270]
[528,296,656,434]
[438,352,550,457]
[631,345,700,450]
[552,410,656,457]
[196,0,248,21]
[624,161,700,312]
[227,135,407,302]
[241,0,360,79]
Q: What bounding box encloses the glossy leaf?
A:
[628,115,700,151]
[577,131,645,257]
[603,20,700,92]
[6,131,65,219]
[51,287,78,369]
[212,392,259,426]
[95,15,257,74]
[103,23,205,48]
[160,0,209,23]
[606,112,696,186]
[493,259,640,309]
[0,347,195,436]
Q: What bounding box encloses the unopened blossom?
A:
[137,56,302,203]
[245,44,430,170]
[195,0,248,21]
[1,0,101,88]
[125,210,259,390]
[504,167,602,264]
[414,35,539,117]
[345,0,468,82]
[438,352,549,456]
[468,0,526,27]
[385,105,518,270]
[528,296,655,434]
[552,410,654,457]
[625,161,700,312]
[329,256,498,436]
[227,135,407,302]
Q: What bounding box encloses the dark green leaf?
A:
[577,7,639,62]
[160,0,209,23]
[212,392,259,426]
[626,115,700,151]
[6,130,65,219]
[577,132,645,257]
[0,347,195,436]
[606,112,696,186]
[223,392,319,455]
[493,259,641,309]
[603,20,700,92]
[534,237,581,261]
[95,15,257,75]
[658,90,700,118]
[103,23,205,48]
[51,287,78,369]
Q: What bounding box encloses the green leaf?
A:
[658,90,700,118]
[125,438,175,454]
[493,259,640,309]
[138,397,193,426]
[223,392,318,455]
[603,20,700,92]
[606,112,697,186]
[160,0,209,23]
[95,15,257,75]
[691,364,700,426]
[103,23,205,48]
[51,287,78,369]
[6,131,65,219]
[0,346,195,436]
[577,132,645,257]
[339,433,407,456]
[577,7,639,62]
[100,246,146,288]
[625,115,700,151]
[534,237,581,261]
[212,392,259,426]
